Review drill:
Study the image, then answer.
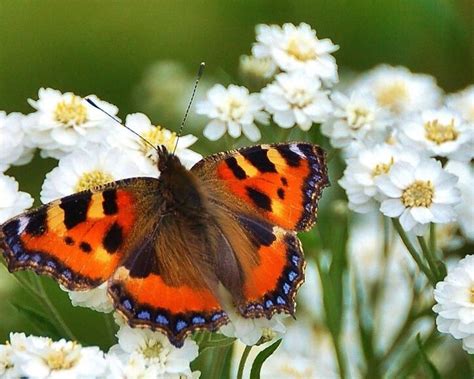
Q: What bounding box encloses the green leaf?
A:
[10,301,63,339]
[250,339,282,379]
[416,334,442,379]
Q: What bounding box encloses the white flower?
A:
[65,282,113,313]
[239,55,277,88]
[400,108,473,161]
[252,23,339,85]
[377,157,461,235]
[220,309,286,346]
[11,333,106,379]
[351,65,442,115]
[0,111,34,172]
[321,90,392,149]
[445,160,474,240]
[339,144,419,213]
[433,255,474,353]
[0,174,33,223]
[105,353,160,379]
[40,145,142,203]
[446,85,474,123]
[25,88,119,159]
[108,113,202,175]
[261,71,333,131]
[0,344,17,379]
[109,324,199,378]
[196,84,268,142]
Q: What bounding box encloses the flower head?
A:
[351,65,442,115]
[25,88,118,159]
[220,309,286,346]
[377,157,461,235]
[10,333,106,379]
[40,144,142,203]
[108,113,202,175]
[433,255,474,353]
[339,144,418,213]
[0,174,33,223]
[0,111,34,172]
[261,71,332,131]
[253,23,339,85]
[321,91,392,149]
[109,324,199,377]
[400,108,473,161]
[239,55,277,90]
[64,282,113,313]
[196,84,268,142]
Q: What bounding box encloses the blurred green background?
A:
[0,0,473,352]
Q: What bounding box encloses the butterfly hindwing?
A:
[192,142,329,231]
[192,142,328,318]
[0,178,157,290]
[108,198,228,347]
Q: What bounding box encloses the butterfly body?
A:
[1,142,328,347]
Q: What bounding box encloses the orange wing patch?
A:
[212,143,329,231]
[1,187,136,290]
[231,215,306,318]
[109,266,227,347]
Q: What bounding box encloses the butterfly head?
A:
[156,145,181,173]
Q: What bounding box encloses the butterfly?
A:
[0,142,328,347]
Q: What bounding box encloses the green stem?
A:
[34,276,77,341]
[392,219,436,286]
[429,223,436,257]
[417,236,440,279]
[332,335,348,379]
[237,345,252,379]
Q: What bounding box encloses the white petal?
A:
[227,121,242,138]
[410,207,433,224]
[380,199,405,217]
[242,123,261,142]
[203,120,226,141]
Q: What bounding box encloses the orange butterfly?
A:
[0,142,328,347]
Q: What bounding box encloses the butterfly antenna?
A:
[85,98,158,152]
[172,62,205,155]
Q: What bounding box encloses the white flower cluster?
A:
[329,65,474,355]
[197,22,338,141]
[333,65,472,237]
[0,330,199,379]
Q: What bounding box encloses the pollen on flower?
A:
[45,347,79,370]
[75,170,114,192]
[54,96,88,126]
[140,340,165,360]
[347,107,372,129]
[141,126,177,159]
[401,180,434,208]
[375,81,408,110]
[285,37,317,62]
[372,157,394,177]
[424,118,459,145]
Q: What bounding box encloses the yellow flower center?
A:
[54,96,88,126]
[372,157,395,177]
[402,180,434,208]
[348,107,371,129]
[376,81,408,111]
[285,37,317,62]
[45,350,77,371]
[141,340,164,359]
[140,125,177,161]
[470,287,474,303]
[424,119,458,145]
[75,170,114,192]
